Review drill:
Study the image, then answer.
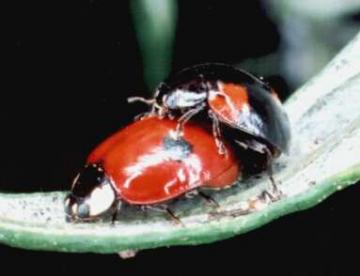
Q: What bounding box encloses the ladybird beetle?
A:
[65,117,240,222]
[129,63,290,160]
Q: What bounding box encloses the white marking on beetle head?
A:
[86,183,116,217]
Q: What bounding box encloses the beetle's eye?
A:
[77,203,90,218]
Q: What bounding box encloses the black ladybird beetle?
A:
[129,63,290,165]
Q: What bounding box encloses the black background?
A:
[3,1,360,274]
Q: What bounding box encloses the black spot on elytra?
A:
[162,136,193,161]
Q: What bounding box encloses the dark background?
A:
[3,1,360,274]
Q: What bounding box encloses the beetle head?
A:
[64,163,117,221]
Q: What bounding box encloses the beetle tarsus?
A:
[268,167,283,200]
[259,166,283,202]
[260,189,276,202]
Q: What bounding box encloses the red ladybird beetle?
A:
[129,63,290,162]
[64,117,240,222]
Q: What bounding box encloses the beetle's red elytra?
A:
[208,82,250,125]
[65,117,240,221]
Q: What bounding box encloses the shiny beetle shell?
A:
[65,117,240,221]
[87,117,240,204]
[155,63,291,155]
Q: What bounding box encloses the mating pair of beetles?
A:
[65,63,291,222]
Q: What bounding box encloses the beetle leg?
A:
[133,103,163,121]
[175,103,206,135]
[257,146,283,201]
[266,164,283,201]
[133,111,154,121]
[236,139,282,200]
[165,207,184,226]
[198,191,220,208]
[208,110,227,155]
[259,189,277,202]
[110,201,122,225]
[186,189,220,208]
[111,211,117,225]
[144,204,184,226]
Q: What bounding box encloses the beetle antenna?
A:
[127,96,156,105]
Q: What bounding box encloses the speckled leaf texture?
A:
[1,31,360,254]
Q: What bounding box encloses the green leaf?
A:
[1,32,360,254]
[131,0,177,89]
